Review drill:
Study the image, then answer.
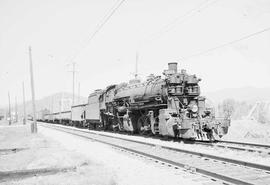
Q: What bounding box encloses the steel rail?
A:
[38,121,270,155]
[42,123,270,171]
[192,140,270,155]
[40,123,270,185]
[218,140,270,150]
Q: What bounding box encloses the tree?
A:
[219,99,235,119]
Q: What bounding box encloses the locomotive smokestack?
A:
[168,62,177,73]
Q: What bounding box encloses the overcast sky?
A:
[0,0,270,107]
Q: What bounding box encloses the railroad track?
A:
[193,140,270,155]
[217,140,270,153]
[38,122,270,155]
[84,126,270,155]
[40,123,270,185]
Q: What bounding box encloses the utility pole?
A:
[51,96,54,122]
[78,82,80,104]
[51,96,54,113]
[59,93,63,124]
[15,96,18,123]
[135,51,138,79]
[72,62,75,106]
[28,46,37,133]
[68,62,77,106]
[22,82,26,125]
[8,92,11,125]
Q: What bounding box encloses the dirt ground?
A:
[0,121,116,185]
[3,118,266,185]
[0,121,206,185]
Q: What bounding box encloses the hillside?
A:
[2,92,87,118]
[203,87,270,104]
[33,92,88,112]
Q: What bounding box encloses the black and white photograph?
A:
[0,0,270,184]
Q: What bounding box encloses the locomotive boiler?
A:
[100,63,230,140]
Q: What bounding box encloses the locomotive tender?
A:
[43,63,230,140]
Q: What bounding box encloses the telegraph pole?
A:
[8,92,11,125]
[59,93,63,124]
[51,96,54,122]
[51,96,54,113]
[78,82,80,104]
[72,62,75,106]
[135,51,138,79]
[68,62,77,106]
[22,82,26,125]
[28,46,37,133]
[15,96,18,123]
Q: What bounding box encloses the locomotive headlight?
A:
[191,104,198,112]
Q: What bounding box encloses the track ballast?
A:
[40,122,270,185]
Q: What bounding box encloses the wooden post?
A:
[72,62,75,106]
[8,92,11,125]
[23,82,26,125]
[15,96,18,123]
[28,46,37,133]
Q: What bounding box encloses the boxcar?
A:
[71,104,87,127]
[52,111,71,125]
[85,90,103,129]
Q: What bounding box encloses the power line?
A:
[182,26,270,60]
[67,0,126,63]
[139,0,218,47]
[86,0,126,43]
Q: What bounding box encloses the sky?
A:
[0,0,270,107]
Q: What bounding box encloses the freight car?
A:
[43,113,53,123]
[36,109,50,122]
[45,111,71,125]
[43,63,230,141]
[85,90,103,129]
[71,104,87,127]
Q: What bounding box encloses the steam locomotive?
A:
[42,63,230,140]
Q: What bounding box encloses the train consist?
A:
[40,63,230,140]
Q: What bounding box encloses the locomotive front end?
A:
[160,63,230,140]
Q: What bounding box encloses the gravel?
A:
[39,126,211,185]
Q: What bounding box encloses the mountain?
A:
[33,92,88,112]
[203,87,270,104]
[3,87,270,118]
[2,92,88,117]
[0,108,5,117]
